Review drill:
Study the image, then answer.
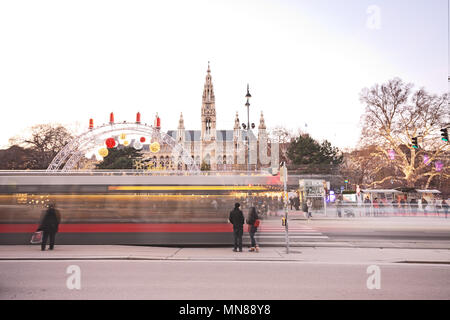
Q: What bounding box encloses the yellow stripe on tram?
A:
[108,185,268,191]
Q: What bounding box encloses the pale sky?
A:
[0,0,447,150]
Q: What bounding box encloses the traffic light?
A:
[441,128,449,142]
[412,137,419,149]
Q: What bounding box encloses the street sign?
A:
[341,186,345,191]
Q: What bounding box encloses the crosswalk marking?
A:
[242,221,329,246]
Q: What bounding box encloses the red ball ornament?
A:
[106,138,116,148]
[140,137,146,143]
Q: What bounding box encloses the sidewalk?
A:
[1,245,449,264]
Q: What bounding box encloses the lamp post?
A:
[243,84,254,172]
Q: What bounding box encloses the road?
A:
[1,259,449,300]
[247,216,450,248]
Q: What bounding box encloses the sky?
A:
[0,0,448,150]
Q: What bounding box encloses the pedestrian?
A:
[373,198,379,217]
[229,203,244,252]
[37,203,61,251]
[399,196,406,216]
[442,199,449,219]
[422,198,428,216]
[391,198,398,216]
[409,198,418,216]
[306,198,313,219]
[294,195,300,211]
[433,199,441,217]
[364,196,371,216]
[246,207,260,252]
[336,196,342,218]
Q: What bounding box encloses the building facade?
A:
[143,63,271,171]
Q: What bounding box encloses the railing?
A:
[333,202,448,217]
[0,169,278,176]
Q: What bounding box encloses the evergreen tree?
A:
[287,134,342,166]
[96,146,143,169]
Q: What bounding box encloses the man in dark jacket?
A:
[229,203,244,252]
[38,203,61,251]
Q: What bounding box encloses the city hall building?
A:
[142,63,271,171]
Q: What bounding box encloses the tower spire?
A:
[259,111,266,130]
[178,112,185,129]
[201,62,216,141]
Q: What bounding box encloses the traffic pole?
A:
[282,164,289,254]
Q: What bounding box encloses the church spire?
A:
[202,62,215,103]
[178,112,185,129]
[201,62,216,141]
[258,111,266,130]
[234,112,240,130]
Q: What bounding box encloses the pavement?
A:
[1,245,450,265]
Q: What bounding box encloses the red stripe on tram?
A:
[0,223,236,233]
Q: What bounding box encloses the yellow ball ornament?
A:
[150,142,160,153]
[98,148,108,157]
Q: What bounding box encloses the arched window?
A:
[204,154,211,165]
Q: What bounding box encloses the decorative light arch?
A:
[46,122,199,172]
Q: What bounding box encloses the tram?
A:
[0,172,283,245]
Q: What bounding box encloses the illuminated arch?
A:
[46,122,199,172]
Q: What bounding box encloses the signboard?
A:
[299,179,326,198]
[343,193,357,202]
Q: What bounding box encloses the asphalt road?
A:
[297,217,450,242]
[1,260,449,300]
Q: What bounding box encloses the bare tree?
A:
[269,126,294,164]
[10,124,73,169]
[358,78,449,188]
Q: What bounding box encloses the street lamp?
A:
[244,84,255,172]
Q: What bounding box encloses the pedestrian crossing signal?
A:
[441,128,449,142]
[412,137,419,149]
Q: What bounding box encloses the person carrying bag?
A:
[37,203,61,251]
[246,207,260,252]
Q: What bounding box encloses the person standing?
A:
[364,196,371,217]
[422,198,428,216]
[246,207,260,252]
[336,196,343,218]
[410,198,418,216]
[373,198,379,217]
[391,198,399,216]
[229,203,244,252]
[38,203,61,251]
[306,198,313,219]
[399,196,406,216]
[442,199,449,219]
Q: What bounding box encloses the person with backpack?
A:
[246,207,260,252]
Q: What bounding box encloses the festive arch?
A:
[46,122,199,172]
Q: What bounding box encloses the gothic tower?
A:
[177,112,185,143]
[201,62,216,141]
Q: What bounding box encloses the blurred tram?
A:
[0,172,283,245]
